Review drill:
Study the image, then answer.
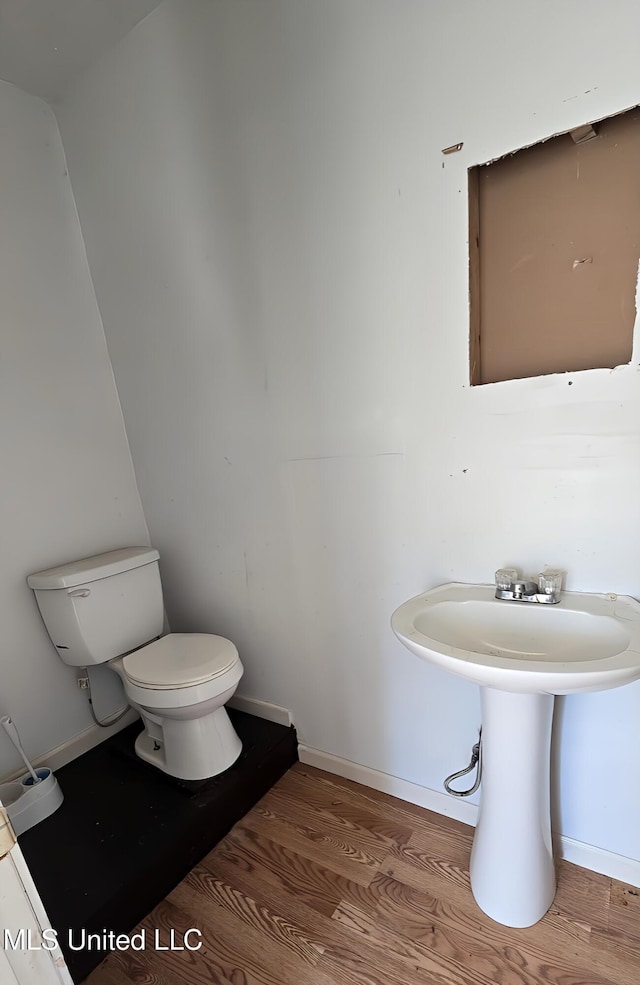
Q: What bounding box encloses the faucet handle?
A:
[538,570,563,599]
[495,568,518,591]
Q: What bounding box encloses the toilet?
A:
[27,547,244,781]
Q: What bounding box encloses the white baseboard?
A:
[556,834,640,887]
[0,709,139,783]
[298,744,640,889]
[228,694,292,728]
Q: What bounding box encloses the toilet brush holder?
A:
[0,714,64,835]
[0,767,64,836]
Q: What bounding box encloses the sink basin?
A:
[392,582,640,694]
[391,581,640,928]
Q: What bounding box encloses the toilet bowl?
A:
[27,547,244,781]
[112,633,244,780]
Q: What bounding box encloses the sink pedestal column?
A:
[470,687,556,927]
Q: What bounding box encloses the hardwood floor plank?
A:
[110,948,212,985]
[173,865,325,967]
[549,859,611,933]
[157,895,327,985]
[270,769,415,846]
[111,900,236,985]
[406,823,474,870]
[205,824,377,917]
[316,944,436,985]
[588,880,640,981]
[589,926,640,984]
[333,899,515,985]
[197,849,440,985]
[259,785,410,857]
[607,880,640,939]
[238,803,381,885]
[83,964,137,985]
[109,954,186,985]
[252,798,391,864]
[169,865,413,985]
[381,840,473,904]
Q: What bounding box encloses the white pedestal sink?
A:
[391,583,640,927]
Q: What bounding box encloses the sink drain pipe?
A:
[444,729,482,797]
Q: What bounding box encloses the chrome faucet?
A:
[494,568,562,604]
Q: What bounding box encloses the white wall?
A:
[0,82,149,778]
[57,0,640,863]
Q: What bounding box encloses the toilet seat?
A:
[123,633,239,690]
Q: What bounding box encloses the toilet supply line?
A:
[80,668,131,729]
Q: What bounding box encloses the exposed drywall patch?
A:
[470,107,640,385]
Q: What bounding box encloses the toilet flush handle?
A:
[68,588,90,598]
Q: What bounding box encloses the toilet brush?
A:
[0,715,41,784]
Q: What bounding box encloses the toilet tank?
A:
[27,547,164,667]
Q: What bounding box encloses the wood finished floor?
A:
[85,763,640,985]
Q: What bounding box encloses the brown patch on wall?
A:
[469,109,640,385]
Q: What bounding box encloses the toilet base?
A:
[135,706,243,781]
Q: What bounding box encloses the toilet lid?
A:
[123,633,239,689]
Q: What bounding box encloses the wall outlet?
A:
[77,675,89,690]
